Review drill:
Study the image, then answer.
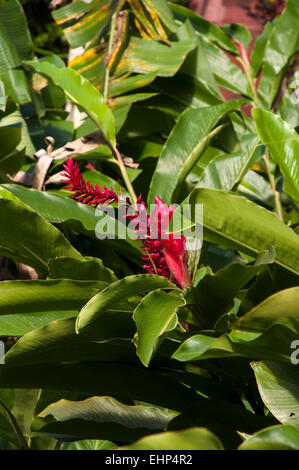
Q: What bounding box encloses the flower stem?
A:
[113,146,137,206]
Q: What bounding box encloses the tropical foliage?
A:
[0,0,299,451]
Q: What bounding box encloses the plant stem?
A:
[103,12,117,103]
[0,399,29,450]
[263,150,283,220]
[113,146,137,205]
[239,55,283,220]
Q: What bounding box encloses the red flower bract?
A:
[62,158,191,289]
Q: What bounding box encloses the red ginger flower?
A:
[61,158,191,289]
[61,158,119,206]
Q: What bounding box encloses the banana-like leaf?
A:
[119,427,224,450]
[25,60,115,144]
[52,0,114,48]
[170,3,237,54]
[133,289,185,366]
[195,134,262,191]
[148,99,248,205]
[253,109,299,205]
[0,279,107,315]
[257,0,299,108]
[0,362,198,412]
[252,361,299,430]
[239,424,299,450]
[186,188,299,275]
[32,396,175,442]
[76,274,177,332]
[172,287,299,363]
[0,188,82,274]
[116,37,196,78]
[48,256,117,283]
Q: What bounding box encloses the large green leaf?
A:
[1,184,141,262]
[52,0,114,48]
[198,35,251,97]
[32,396,175,443]
[0,311,77,337]
[76,274,177,333]
[253,108,299,205]
[119,427,224,450]
[0,125,21,159]
[0,362,199,412]
[186,188,299,275]
[3,318,138,367]
[133,289,185,366]
[170,3,237,54]
[172,286,299,363]
[148,100,248,205]
[195,134,262,191]
[257,0,299,108]
[167,399,275,449]
[234,286,299,333]
[0,0,33,64]
[252,361,299,430]
[239,424,299,450]
[25,60,115,144]
[48,257,117,283]
[0,190,82,274]
[117,38,196,78]
[193,262,264,328]
[0,280,107,315]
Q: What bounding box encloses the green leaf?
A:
[187,188,299,275]
[253,108,299,204]
[194,262,264,328]
[0,279,107,315]
[0,69,31,105]
[110,72,157,97]
[167,399,275,449]
[52,0,114,49]
[0,311,77,337]
[0,190,82,274]
[257,0,299,108]
[144,0,177,33]
[250,20,276,78]
[239,424,299,450]
[234,286,299,333]
[0,0,33,63]
[148,100,248,204]
[117,38,196,78]
[0,125,21,159]
[61,439,115,450]
[32,396,175,443]
[119,427,224,450]
[0,362,198,412]
[195,134,262,191]
[3,318,137,367]
[0,80,6,111]
[170,3,237,54]
[48,257,117,283]
[25,60,115,144]
[252,361,299,430]
[1,185,140,259]
[11,389,39,439]
[133,289,185,366]
[221,24,252,49]
[173,286,299,363]
[76,274,177,333]
[198,34,251,97]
